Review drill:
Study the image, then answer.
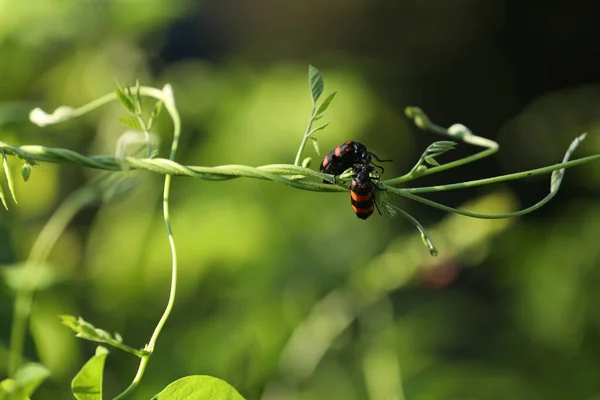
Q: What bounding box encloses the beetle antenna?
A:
[370,152,393,163]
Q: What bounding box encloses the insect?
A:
[320,141,391,182]
[350,163,382,220]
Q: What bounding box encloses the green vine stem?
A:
[1,142,597,192]
[6,85,184,399]
[293,65,336,166]
[1,138,598,218]
[293,105,318,167]
[0,142,340,191]
[113,85,181,399]
[387,107,500,185]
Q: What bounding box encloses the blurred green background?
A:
[1,0,600,399]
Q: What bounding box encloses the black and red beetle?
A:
[319,141,391,181]
[350,163,382,220]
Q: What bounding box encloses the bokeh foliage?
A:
[1,1,600,399]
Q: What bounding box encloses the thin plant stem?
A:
[8,185,98,376]
[113,87,181,400]
[293,106,316,166]
[389,139,498,185]
[396,190,551,220]
[388,154,600,193]
[386,129,499,186]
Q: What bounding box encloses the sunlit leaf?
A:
[152,375,246,400]
[308,65,324,104]
[114,87,136,114]
[0,364,50,400]
[0,378,17,400]
[71,346,108,400]
[423,156,440,166]
[134,79,142,108]
[60,315,123,345]
[421,141,456,166]
[314,91,337,120]
[310,137,320,155]
[118,116,142,131]
[2,263,60,292]
[301,157,312,168]
[308,122,330,136]
[13,363,51,398]
[148,101,163,131]
[3,152,17,204]
[0,182,7,210]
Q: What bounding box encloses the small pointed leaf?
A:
[310,137,320,155]
[114,88,136,114]
[13,363,51,398]
[421,141,456,166]
[71,346,108,400]
[423,156,440,166]
[0,378,17,397]
[314,91,337,120]
[118,117,142,131]
[3,152,17,204]
[135,79,142,108]
[3,262,59,292]
[152,375,246,400]
[308,65,324,104]
[0,183,8,210]
[61,316,108,342]
[148,101,163,130]
[308,122,330,136]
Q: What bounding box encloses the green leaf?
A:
[60,315,146,357]
[21,163,32,182]
[308,65,324,105]
[0,363,51,400]
[60,315,123,345]
[118,116,143,131]
[0,378,16,400]
[427,141,456,153]
[421,141,456,166]
[152,376,246,400]
[71,346,109,400]
[134,79,142,108]
[314,91,337,120]
[423,156,440,166]
[114,87,136,114]
[2,263,60,292]
[147,101,163,131]
[301,157,312,168]
[0,182,7,210]
[310,136,320,155]
[308,122,330,136]
[2,152,17,204]
[13,363,51,398]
